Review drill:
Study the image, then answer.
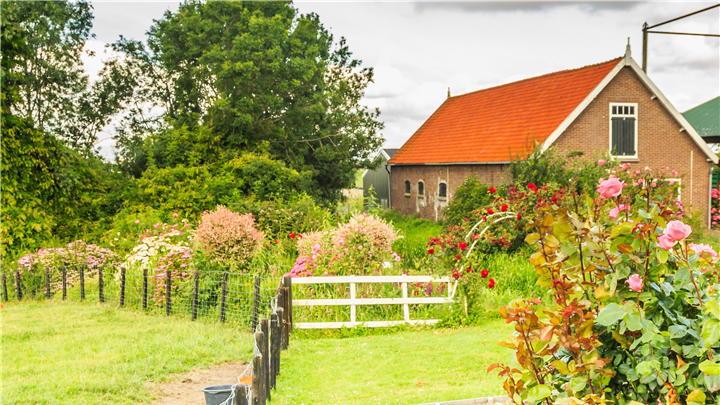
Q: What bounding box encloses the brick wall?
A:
[390,66,713,225]
[553,66,713,225]
[389,164,508,220]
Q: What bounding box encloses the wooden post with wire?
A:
[45,268,51,299]
[2,273,8,302]
[166,269,172,316]
[251,275,261,330]
[98,266,104,303]
[142,268,148,310]
[61,266,67,300]
[79,265,85,301]
[15,270,22,301]
[283,286,291,344]
[283,276,293,333]
[270,312,280,388]
[191,270,199,321]
[233,384,249,405]
[251,350,265,405]
[119,266,126,307]
[220,272,228,322]
[260,318,270,401]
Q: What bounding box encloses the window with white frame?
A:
[610,103,638,158]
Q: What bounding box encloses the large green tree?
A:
[112,1,384,203]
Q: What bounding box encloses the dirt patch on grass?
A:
[151,362,249,405]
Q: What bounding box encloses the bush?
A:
[195,205,264,270]
[489,171,720,404]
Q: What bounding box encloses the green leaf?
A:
[707,300,720,320]
[669,325,687,339]
[703,319,720,347]
[625,314,642,331]
[524,233,541,245]
[596,303,626,326]
[687,389,706,405]
[656,248,668,264]
[636,360,658,376]
[610,221,635,239]
[525,384,552,402]
[705,373,720,392]
[699,360,720,375]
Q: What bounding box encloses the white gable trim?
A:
[540,56,718,164]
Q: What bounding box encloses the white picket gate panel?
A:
[290,275,456,329]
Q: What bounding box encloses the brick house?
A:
[387,47,718,225]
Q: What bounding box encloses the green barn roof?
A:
[683,96,720,142]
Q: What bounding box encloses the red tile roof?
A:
[388,57,623,164]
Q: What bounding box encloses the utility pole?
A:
[642,4,720,72]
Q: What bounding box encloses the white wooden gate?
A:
[290,275,456,329]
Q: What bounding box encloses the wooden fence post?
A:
[45,268,51,299]
[233,384,249,405]
[251,352,264,405]
[166,269,172,316]
[191,270,199,321]
[277,307,286,351]
[79,265,85,301]
[119,266,126,308]
[254,331,267,405]
[2,273,8,302]
[220,272,228,323]
[61,266,67,300]
[98,266,104,303]
[283,286,291,344]
[270,313,279,389]
[14,270,22,301]
[283,276,293,333]
[251,275,260,330]
[260,319,270,401]
[142,268,148,310]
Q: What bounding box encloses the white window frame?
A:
[609,102,639,160]
[667,178,681,201]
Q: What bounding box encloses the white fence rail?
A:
[291,275,456,329]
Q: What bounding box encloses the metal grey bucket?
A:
[201,384,245,405]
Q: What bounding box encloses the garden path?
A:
[151,361,246,405]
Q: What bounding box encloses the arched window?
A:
[439,182,447,198]
[405,180,411,195]
[418,181,424,196]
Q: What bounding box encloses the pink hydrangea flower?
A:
[597,178,625,199]
[663,220,692,242]
[625,274,643,292]
[609,204,631,220]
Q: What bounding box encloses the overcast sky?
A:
[86,1,720,156]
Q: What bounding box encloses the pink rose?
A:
[657,234,676,250]
[173,212,179,218]
[670,181,676,186]
[625,274,643,292]
[597,159,607,166]
[672,170,678,177]
[663,220,692,241]
[597,178,625,199]
[689,243,717,257]
[609,204,631,220]
[135,220,140,224]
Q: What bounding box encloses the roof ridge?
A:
[449,57,623,100]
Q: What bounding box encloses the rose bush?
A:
[488,167,720,404]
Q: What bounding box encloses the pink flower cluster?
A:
[657,220,692,250]
[195,206,264,269]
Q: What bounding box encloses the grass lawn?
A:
[1,300,253,405]
[272,320,513,405]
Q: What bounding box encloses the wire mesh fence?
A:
[2,265,282,330]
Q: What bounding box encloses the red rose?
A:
[466,267,474,273]
[552,196,558,203]
[489,186,496,194]
[456,254,461,260]
[482,216,487,221]
[463,218,470,222]
[487,209,494,215]
[517,214,522,220]
[527,183,538,192]
[274,239,279,244]
[289,233,296,239]
[427,249,435,255]
[501,204,508,212]
[480,270,489,278]
[488,278,495,288]
[458,242,467,251]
